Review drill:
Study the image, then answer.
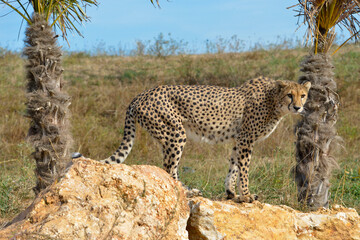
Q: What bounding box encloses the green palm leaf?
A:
[0,0,99,41]
[1,0,162,41]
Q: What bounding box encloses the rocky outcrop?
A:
[187,197,360,240]
[1,159,359,240]
[0,159,189,240]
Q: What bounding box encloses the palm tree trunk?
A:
[295,53,341,210]
[24,14,73,194]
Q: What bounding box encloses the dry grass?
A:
[1,44,359,224]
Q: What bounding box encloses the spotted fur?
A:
[101,77,311,203]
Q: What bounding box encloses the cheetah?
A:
[101,77,311,203]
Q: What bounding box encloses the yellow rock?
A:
[187,197,360,240]
[0,159,189,240]
[1,159,359,240]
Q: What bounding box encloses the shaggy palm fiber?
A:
[24,14,73,194]
[295,53,341,210]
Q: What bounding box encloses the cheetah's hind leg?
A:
[231,175,258,203]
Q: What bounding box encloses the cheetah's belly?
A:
[184,126,216,144]
[183,121,237,144]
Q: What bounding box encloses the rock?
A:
[187,197,360,240]
[1,159,359,240]
[0,159,189,240]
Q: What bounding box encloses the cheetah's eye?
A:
[301,94,306,98]
[287,94,292,99]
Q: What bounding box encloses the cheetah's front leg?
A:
[225,138,258,203]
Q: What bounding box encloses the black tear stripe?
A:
[288,98,293,111]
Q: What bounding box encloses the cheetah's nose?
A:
[293,106,301,111]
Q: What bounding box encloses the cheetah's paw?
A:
[232,194,258,203]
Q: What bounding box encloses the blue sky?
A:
[0,1,314,52]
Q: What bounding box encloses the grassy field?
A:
[1,44,359,225]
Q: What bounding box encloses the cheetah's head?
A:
[277,80,311,114]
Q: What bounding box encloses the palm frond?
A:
[1,0,162,41]
[0,0,98,42]
[150,0,161,7]
[0,0,31,24]
[291,0,360,54]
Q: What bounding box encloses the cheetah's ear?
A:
[275,80,288,90]
[302,81,311,91]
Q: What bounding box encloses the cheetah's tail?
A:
[100,109,136,164]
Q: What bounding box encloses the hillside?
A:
[0,45,359,224]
